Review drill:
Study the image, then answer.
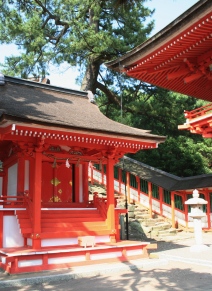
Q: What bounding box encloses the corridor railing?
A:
[89,165,211,230]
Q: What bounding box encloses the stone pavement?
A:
[0,231,211,289]
[152,230,212,267]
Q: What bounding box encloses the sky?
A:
[0,0,199,90]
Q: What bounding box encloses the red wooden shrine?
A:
[0,76,164,273]
[179,103,212,138]
[107,0,212,137]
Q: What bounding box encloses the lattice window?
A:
[174,194,184,211]
[140,179,148,194]
[122,170,126,183]
[114,167,119,180]
[152,184,159,199]
[130,174,137,189]
[163,190,171,205]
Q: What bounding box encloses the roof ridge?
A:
[4,75,87,97]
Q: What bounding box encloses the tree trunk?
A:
[80,59,100,93]
[80,7,100,93]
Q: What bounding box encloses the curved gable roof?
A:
[107,0,212,101]
[0,76,165,144]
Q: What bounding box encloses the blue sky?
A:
[0,0,199,89]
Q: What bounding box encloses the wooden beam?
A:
[167,66,190,80]
[184,73,202,83]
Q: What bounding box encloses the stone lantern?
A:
[185,189,209,252]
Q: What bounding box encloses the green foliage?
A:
[0,0,211,178]
[134,136,212,177]
[97,87,212,177]
[0,0,153,80]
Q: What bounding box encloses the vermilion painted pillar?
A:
[136,177,140,203]
[148,182,152,218]
[205,189,211,229]
[74,165,80,203]
[17,154,25,196]
[82,163,89,204]
[0,211,3,248]
[171,191,175,228]
[2,170,7,196]
[106,156,116,242]
[32,150,42,249]
[101,165,104,185]
[126,172,130,203]
[184,192,189,229]
[118,168,122,195]
[90,163,94,185]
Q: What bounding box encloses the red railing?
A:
[24,192,33,222]
[184,103,212,120]
[93,192,107,220]
[0,195,25,208]
[0,191,33,222]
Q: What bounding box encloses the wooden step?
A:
[41,210,99,215]
[41,217,104,223]
[16,209,108,238]
[15,212,29,219]
[41,221,106,228]
[18,220,31,227]
[20,227,33,234]
[41,225,109,233]
[41,213,102,218]
[40,229,111,239]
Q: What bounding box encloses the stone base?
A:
[190,244,210,252]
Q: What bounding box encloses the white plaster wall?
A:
[114,180,119,192]
[90,251,122,260]
[48,255,85,265]
[121,183,125,195]
[3,215,24,247]
[152,199,160,213]
[130,188,138,201]
[175,210,186,226]
[93,169,101,183]
[139,193,149,208]
[41,238,78,247]
[162,204,172,219]
[79,164,83,202]
[95,235,110,243]
[18,259,43,267]
[7,163,18,197]
[103,174,106,185]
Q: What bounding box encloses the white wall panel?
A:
[7,164,18,196]
[3,215,24,247]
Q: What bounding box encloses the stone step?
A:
[134,206,149,211]
[134,209,149,216]
[151,222,171,231]
[136,213,151,220]
[141,218,164,226]
[157,228,177,237]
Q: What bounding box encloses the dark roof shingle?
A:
[0,76,165,143]
[117,156,212,191]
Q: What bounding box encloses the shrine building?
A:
[0,75,165,273]
[107,0,212,138]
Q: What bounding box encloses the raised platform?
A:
[0,241,156,274]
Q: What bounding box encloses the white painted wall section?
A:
[7,164,18,196]
[3,215,24,247]
[24,160,30,191]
